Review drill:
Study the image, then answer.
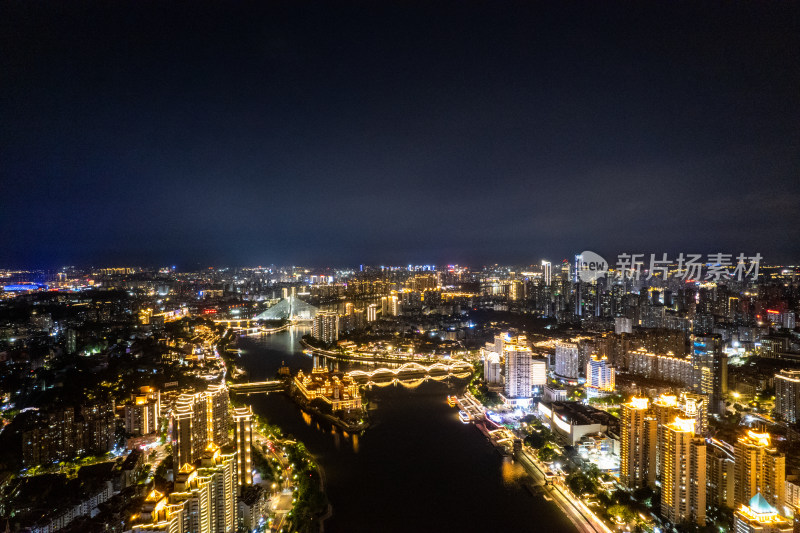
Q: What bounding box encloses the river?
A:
[236,327,577,532]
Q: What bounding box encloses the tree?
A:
[608,504,635,523]
[538,445,556,462]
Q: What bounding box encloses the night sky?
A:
[2,1,799,268]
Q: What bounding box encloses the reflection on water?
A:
[501,457,527,486]
[236,330,577,533]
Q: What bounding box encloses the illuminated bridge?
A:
[213,318,292,335]
[229,380,286,394]
[348,361,473,387]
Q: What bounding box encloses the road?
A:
[516,447,612,533]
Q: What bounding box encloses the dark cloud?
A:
[1,1,799,267]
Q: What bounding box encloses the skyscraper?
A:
[585,356,615,391]
[312,311,339,344]
[366,303,378,322]
[707,445,735,509]
[503,337,533,404]
[197,443,237,533]
[124,392,159,436]
[735,431,785,510]
[389,294,401,316]
[171,463,213,533]
[651,394,680,484]
[483,350,502,386]
[541,260,552,286]
[530,358,547,389]
[554,342,579,381]
[678,391,708,435]
[205,384,230,446]
[232,406,253,486]
[660,418,706,526]
[172,392,208,468]
[132,489,186,533]
[620,397,657,489]
[775,370,800,423]
[691,334,727,415]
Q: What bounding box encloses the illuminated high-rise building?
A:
[388,294,400,316]
[678,391,708,435]
[708,445,735,509]
[205,384,230,446]
[775,370,800,423]
[660,418,706,526]
[503,338,533,402]
[172,392,208,468]
[620,397,657,489]
[197,443,237,533]
[554,342,579,381]
[614,317,633,335]
[530,358,547,389]
[366,304,378,322]
[132,489,186,533]
[134,446,237,533]
[541,260,552,286]
[735,431,785,510]
[312,311,339,344]
[483,350,502,386]
[651,394,680,484]
[509,280,523,301]
[585,356,615,391]
[125,391,160,436]
[171,463,213,533]
[691,334,727,415]
[232,406,253,486]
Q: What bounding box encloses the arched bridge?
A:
[347,361,473,386]
[347,360,473,379]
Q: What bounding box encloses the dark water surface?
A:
[236,328,576,533]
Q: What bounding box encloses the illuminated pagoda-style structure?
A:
[294,368,361,411]
[733,493,793,533]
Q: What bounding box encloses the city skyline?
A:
[2,3,800,530]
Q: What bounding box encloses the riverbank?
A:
[236,329,577,532]
[459,393,608,533]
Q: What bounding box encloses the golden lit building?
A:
[171,385,230,467]
[294,368,361,411]
[312,312,339,344]
[585,356,615,391]
[620,397,657,489]
[205,384,230,446]
[133,445,236,533]
[660,417,706,526]
[131,489,186,533]
[172,392,207,468]
[735,431,786,510]
[678,391,708,435]
[733,493,793,533]
[197,443,237,533]
[232,406,253,486]
[652,394,679,485]
[125,387,160,436]
[170,463,213,533]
